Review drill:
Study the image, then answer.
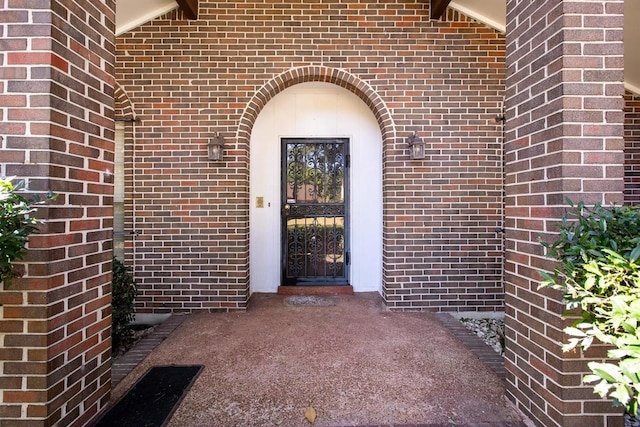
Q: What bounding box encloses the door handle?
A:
[284,204,290,211]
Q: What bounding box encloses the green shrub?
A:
[111,257,137,349]
[0,178,52,286]
[540,200,640,415]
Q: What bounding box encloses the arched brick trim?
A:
[236,66,395,146]
[114,82,137,119]
[238,66,395,302]
[113,83,137,268]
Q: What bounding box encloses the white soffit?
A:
[450,0,639,95]
[449,0,506,33]
[116,0,178,36]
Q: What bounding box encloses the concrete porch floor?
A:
[109,293,527,427]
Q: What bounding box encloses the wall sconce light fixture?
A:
[407,131,425,160]
[208,132,225,161]
[495,101,505,123]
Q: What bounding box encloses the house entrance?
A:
[249,82,382,294]
[281,138,350,286]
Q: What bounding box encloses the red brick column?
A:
[0,1,115,426]
[504,1,625,426]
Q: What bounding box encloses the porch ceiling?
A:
[115,0,640,94]
[450,0,640,94]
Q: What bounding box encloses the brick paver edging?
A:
[432,313,506,380]
[111,315,188,387]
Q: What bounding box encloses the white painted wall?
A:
[249,82,383,294]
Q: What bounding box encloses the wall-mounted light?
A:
[208,133,225,161]
[495,101,505,123]
[407,131,425,160]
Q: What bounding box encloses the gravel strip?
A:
[459,317,505,355]
[627,414,640,427]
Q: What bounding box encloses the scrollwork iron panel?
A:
[286,216,345,278]
[287,204,344,218]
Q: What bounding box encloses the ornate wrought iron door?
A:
[282,138,349,286]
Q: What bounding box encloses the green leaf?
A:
[584,275,596,291]
[613,384,631,406]
[581,335,594,350]
[584,374,604,384]
[562,338,581,352]
[588,362,622,383]
[620,359,640,383]
[621,321,637,335]
[564,327,587,338]
[592,379,613,397]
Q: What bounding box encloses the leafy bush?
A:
[540,200,640,416]
[111,257,137,349]
[0,178,50,286]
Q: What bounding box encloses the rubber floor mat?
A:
[94,365,202,427]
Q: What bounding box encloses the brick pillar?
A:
[0,1,115,426]
[504,1,625,426]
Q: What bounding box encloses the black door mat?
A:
[94,365,203,427]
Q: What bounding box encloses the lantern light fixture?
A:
[407,131,425,160]
[208,132,225,161]
[495,101,506,123]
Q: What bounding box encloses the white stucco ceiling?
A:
[116,0,640,94]
[115,0,178,35]
[449,0,640,93]
[449,0,506,32]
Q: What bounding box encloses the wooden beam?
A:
[176,0,198,20]
[430,0,452,20]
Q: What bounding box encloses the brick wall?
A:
[115,1,506,313]
[0,1,115,425]
[625,90,640,204]
[504,1,625,426]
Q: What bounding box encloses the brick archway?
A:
[236,66,396,147]
[115,83,137,119]
[238,66,395,300]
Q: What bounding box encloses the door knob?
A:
[284,204,290,210]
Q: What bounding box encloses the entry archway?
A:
[249,82,384,294]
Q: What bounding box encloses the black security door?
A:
[282,138,349,286]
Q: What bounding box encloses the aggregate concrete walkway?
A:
[110,293,527,427]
